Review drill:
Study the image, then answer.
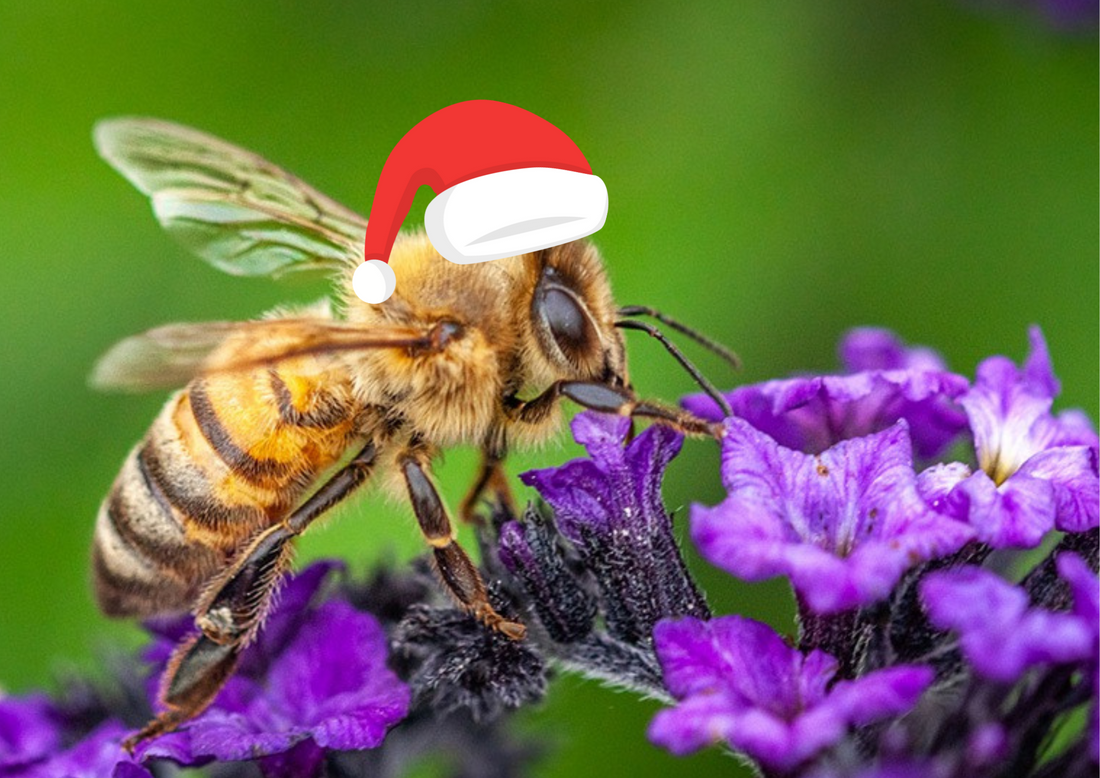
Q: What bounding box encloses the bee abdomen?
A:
[92,446,221,618]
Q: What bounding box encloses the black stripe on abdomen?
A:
[138,439,264,534]
[189,380,293,483]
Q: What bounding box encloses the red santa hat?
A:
[352,100,608,303]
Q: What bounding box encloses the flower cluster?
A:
[1,325,1095,778]
[658,326,1097,775]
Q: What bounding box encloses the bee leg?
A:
[401,450,526,641]
[459,446,516,525]
[515,381,724,439]
[127,442,378,749]
[122,633,241,753]
[194,440,379,645]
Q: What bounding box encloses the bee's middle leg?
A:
[401,446,525,640]
[459,446,516,525]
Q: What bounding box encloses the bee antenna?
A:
[617,306,741,371]
[615,319,733,417]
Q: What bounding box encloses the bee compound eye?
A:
[542,287,589,354]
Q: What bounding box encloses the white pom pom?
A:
[352,260,397,304]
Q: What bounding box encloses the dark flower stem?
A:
[796,602,860,677]
[1022,529,1099,610]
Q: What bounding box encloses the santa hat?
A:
[352,100,608,303]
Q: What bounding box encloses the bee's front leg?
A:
[512,381,723,439]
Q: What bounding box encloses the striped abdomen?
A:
[93,365,362,618]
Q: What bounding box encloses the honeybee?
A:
[90,118,736,747]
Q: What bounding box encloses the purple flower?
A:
[648,615,932,771]
[939,327,1099,547]
[520,413,708,643]
[22,720,152,778]
[684,328,969,459]
[692,417,974,613]
[920,564,1093,682]
[141,562,409,777]
[1057,552,1099,760]
[0,693,59,771]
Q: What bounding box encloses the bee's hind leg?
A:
[401,443,525,640]
[122,634,240,752]
[125,441,379,750]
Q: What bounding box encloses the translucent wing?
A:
[91,319,432,393]
[94,117,367,277]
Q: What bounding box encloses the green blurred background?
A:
[0,1,1095,776]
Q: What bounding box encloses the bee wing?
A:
[91,319,433,393]
[94,118,367,278]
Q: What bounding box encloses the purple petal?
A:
[818,665,933,729]
[781,666,930,769]
[22,721,151,778]
[267,602,407,731]
[1022,326,1059,398]
[967,722,1010,768]
[922,566,1093,682]
[916,462,970,517]
[257,739,326,778]
[693,418,973,613]
[840,328,949,373]
[961,357,1053,483]
[784,667,931,769]
[570,411,633,463]
[522,414,683,544]
[186,709,305,762]
[723,707,809,771]
[1018,447,1099,533]
[0,693,59,769]
[1058,553,1099,628]
[521,459,617,539]
[653,617,808,711]
[1050,408,1100,451]
[951,471,1055,548]
[647,692,743,755]
[134,730,195,765]
[652,617,730,699]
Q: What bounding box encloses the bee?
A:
[90,118,737,747]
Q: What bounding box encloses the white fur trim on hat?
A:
[425,167,608,264]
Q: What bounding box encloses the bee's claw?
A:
[121,710,186,754]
